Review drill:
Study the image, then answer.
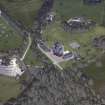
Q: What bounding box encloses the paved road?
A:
[37,44,63,70]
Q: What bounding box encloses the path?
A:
[37,44,63,70]
[20,35,32,61]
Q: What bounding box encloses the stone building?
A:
[52,42,64,57]
[0,56,25,77]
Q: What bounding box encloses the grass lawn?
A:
[43,21,105,63]
[24,48,43,66]
[0,0,43,28]
[0,76,21,102]
[53,0,104,24]
[24,47,52,66]
[0,17,23,51]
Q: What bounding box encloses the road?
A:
[37,44,63,70]
[20,35,32,61]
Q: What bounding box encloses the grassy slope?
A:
[24,49,43,66]
[54,0,104,23]
[43,0,105,56]
[0,17,23,51]
[0,76,21,102]
[0,0,43,28]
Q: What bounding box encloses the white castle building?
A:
[0,57,24,77]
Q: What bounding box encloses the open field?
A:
[0,17,23,51]
[0,76,21,102]
[24,47,52,66]
[53,0,104,24]
[0,0,43,28]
